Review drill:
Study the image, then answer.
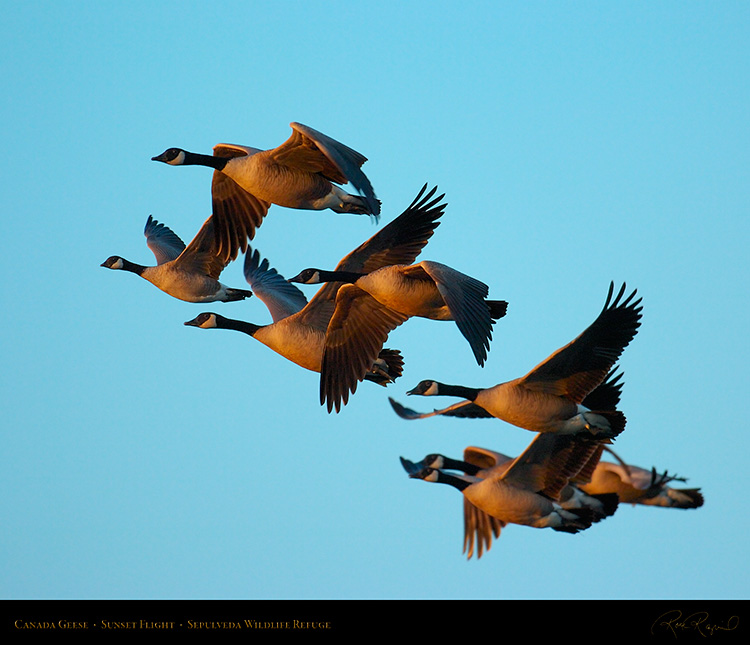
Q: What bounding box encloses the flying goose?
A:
[152,122,380,258]
[184,185,446,408]
[402,371,624,558]
[580,448,704,509]
[287,260,508,412]
[405,443,619,558]
[100,215,253,303]
[401,432,610,539]
[389,283,642,439]
[402,369,623,559]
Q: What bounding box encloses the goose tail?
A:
[223,288,254,302]
[551,507,595,534]
[332,194,382,219]
[365,348,404,386]
[487,300,508,320]
[591,409,627,440]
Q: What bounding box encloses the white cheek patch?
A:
[113,258,124,269]
[203,314,218,328]
[424,382,439,396]
[169,150,186,165]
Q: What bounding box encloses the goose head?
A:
[152,148,188,165]
[406,380,442,396]
[184,312,220,329]
[400,454,444,474]
[100,256,126,270]
[400,457,438,480]
[287,268,323,285]
[408,466,440,483]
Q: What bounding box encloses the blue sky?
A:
[1,1,748,601]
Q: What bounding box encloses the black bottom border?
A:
[2,599,747,640]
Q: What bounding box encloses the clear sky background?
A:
[2,2,747,600]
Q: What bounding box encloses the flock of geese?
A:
[102,122,703,559]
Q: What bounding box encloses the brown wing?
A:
[211,173,270,257]
[320,284,410,413]
[463,446,511,471]
[418,261,497,367]
[519,283,642,403]
[296,184,446,331]
[268,125,351,183]
[143,215,186,265]
[173,215,230,279]
[388,397,480,420]
[463,497,505,559]
[336,184,446,273]
[268,123,379,216]
[502,434,604,501]
[580,369,625,411]
[569,443,605,486]
[211,145,270,257]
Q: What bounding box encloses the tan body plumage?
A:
[152,122,380,258]
[391,282,643,440]
[185,186,446,409]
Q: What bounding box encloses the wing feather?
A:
[320,285,409,413]
[144,215,186,265]
[519,283,642,403]
[242,246,308,322]
[172,215,230,279]
[419,261,497,366]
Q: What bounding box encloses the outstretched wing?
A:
[144,215,186,265]
[320,285,410,413]
[337,184,446,274]
[172,215,234,279]
[388,396,480,420]
[417,261,500,367]
[297,184,447,330]
[463,497,505,560]
[580,368,625,411]
[268,122,379,219]
[242,246,308,322]
[463,446,513,470]
[211,144,270,256]
[519,283,643,403]
[502,434,604,501]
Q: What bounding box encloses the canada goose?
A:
[287,260,508,411]
[401,432,609,539]
[580,448,704,509]
[184,185,446,408]
[402,371,624,559]
[100,215,253,303]
[184,309,402,388]
[405,443,619,558]
[389,282,642,439]
[152,122,380,257]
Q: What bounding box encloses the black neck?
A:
[216,315,263,336]
[184,151,228,171]
[438,383,482,401]
[319,269,366,283]
[441,457,482,476]
[121,258,146,276]
[435,470,472,491]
